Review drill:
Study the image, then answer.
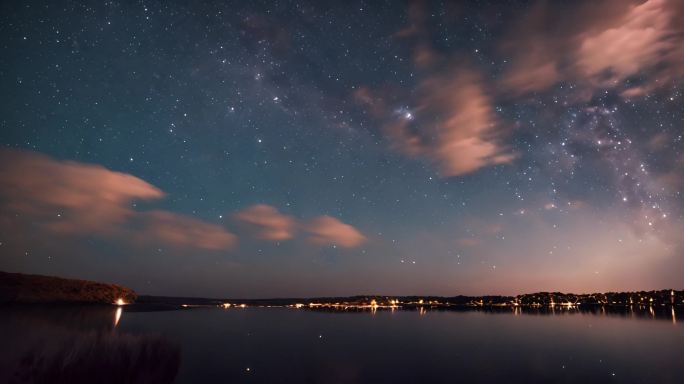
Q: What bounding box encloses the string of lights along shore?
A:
[1,0,683,298]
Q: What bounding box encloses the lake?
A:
[1,305,682,383]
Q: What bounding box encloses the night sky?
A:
[1,0,683,298]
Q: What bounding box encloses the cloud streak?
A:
[304,215,367,248]
[234,204,297,241]
[354,2,516,178]
[411,68,515,176]
[234,204,367,248]
[0,150,367,253]
[500,0,684,98]
[0,149,237,251]
[356,66,514,177]
[136,211,237,251]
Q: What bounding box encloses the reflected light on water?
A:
[114,307,123,327]
[3,304,681,384]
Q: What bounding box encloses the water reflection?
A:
[673,307,677,325]
[306,304,683,323]
[0,305,180,384]
[114,307,123,327]
[2,304,682,383]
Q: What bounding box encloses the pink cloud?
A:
[355,3,515,178]
[137,211,237,250]
[234,204,297,241]
[380,67,515,177]
[0,149,237,251]
[497,1,570,95]
[501,60,560,95]
[0,149,163,234]
[499,0,684,99]
[304,216,366,248]
[393,2,444,69]
[394,1,428,39]
[576,0,674,87]
[234,205,368,247]
[0,150,367,252]
[413,44,440,69]
[456,238,480,247]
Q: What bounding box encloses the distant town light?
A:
[115,298,126,306]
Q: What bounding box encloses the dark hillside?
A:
[0,271,136,304]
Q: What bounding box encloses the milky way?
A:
[0,0,683,297]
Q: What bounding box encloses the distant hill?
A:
[0,271,136,304]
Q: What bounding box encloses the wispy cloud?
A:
[500,0,684,98]
[356,66,515,177]
[0,149,237,251]
[354,1,515,178]
[135,211,237,251]
[234,204,368,248]
[576,0,673,85]
[304,215,367,248]
[410,68,515,176]
[0,149,368,253]
[234,204,297,241]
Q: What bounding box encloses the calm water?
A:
[1,305,682,383]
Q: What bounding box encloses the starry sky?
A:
[1,0,683,298]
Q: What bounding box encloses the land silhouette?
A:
[1,271,681,309]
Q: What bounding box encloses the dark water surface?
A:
[1,305,682,383]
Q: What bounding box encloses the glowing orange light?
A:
[114,307,123,326]
[115,298,125,306]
